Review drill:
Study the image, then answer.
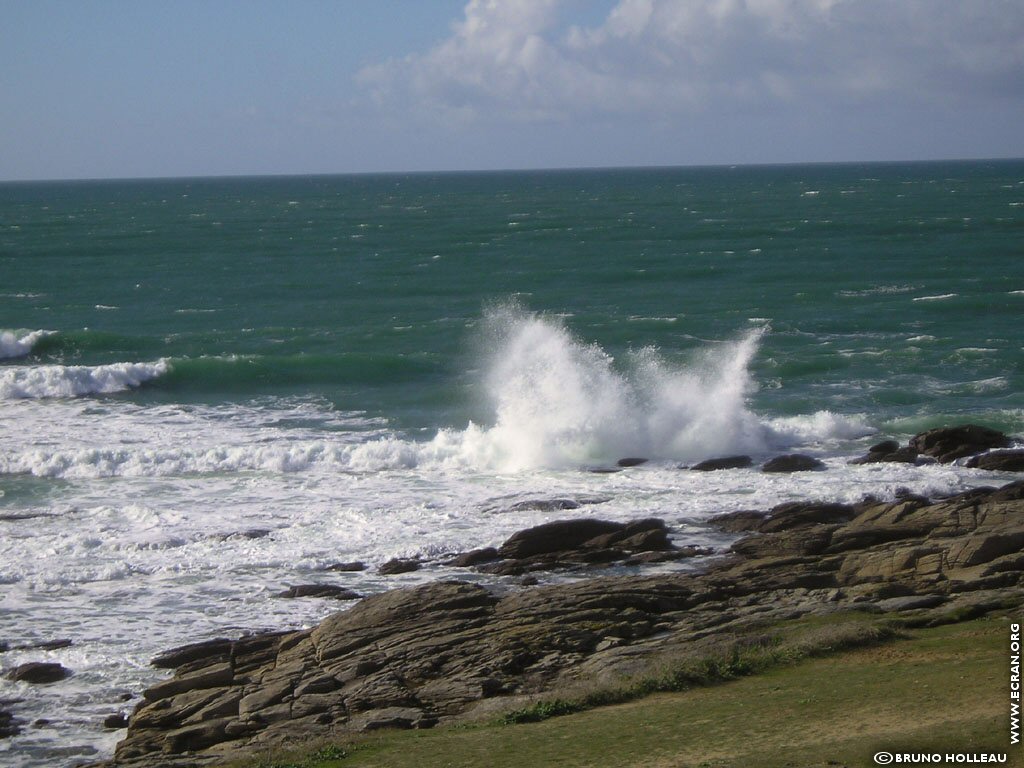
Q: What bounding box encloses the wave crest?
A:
[0,329,54,360]
[0,360,169,399]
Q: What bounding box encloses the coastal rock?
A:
[706,510,767,533]
[0,639,73,653]
[850,445,919,465]
[870,440,900,454]
[464,518,680,575]
[151,638,233,670]
[104,713,130,729]
[323,561,366,572]
[0,707,20,738]
[5,662,71,684]
[497,519,630,559]
[965,450,1024,472]
[909,424,1010,463]
[107,480,1024,766]
[378,558,421,575]
[275,585,362,600]
[616,457,648,467]
[691,455,753,471]
[505,498,581,513]
[761,454,826,473]
[758,502,857,533]
[445,548,500,567]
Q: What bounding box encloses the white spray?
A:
[441,306,769,471]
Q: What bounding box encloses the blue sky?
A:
[3,0,1023,180]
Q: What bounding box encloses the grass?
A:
[236,612,1022,768]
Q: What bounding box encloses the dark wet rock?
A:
[275,585,362,600]
[497,518,671,561]
[0,512,50,522]
[104,713,130,729]
[0,638,73,653]
[850,446,919,465]
[107,472,1024,767]
[0,709,20,738]
[454,519,681,577]
[5,662,71,684]
[498,519,625,559]
[445,548,500,567]
[25,639,73,651]
[909,424,1011,464]
[762,454,826,473]
[966,450,1024,472]
[691,455,753,472]
[323,561,366,572]
[616,457,648,467]
[378,558,421,575]
[870,440,900,454]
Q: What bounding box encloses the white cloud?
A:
[359,0,1024,124]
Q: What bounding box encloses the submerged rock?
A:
[0,708,20,738]
[761,454,826,473]
[275,585,362,600]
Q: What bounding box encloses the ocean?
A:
[1,160,1023,766]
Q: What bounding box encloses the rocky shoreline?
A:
[5,425,1024,767]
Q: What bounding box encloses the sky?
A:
[2,0,1024,181]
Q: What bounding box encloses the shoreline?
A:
[70,424,1024,767]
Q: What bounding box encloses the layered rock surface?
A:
[105,478,1024,766]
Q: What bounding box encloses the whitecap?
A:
[0,359,169,400]
[0,329,54,360]
[912,293,957,302]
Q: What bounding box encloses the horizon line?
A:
[2,154,1023,185]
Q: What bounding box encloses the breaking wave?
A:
[0,329,54,360]
[0,360,170,399]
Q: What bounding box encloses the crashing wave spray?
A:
[444,306,769,471]
[0,329,53,360]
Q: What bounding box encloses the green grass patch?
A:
[235,612,1021,768]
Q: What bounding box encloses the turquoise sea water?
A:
[1,160,1023,765]
[3,161,1023,431]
